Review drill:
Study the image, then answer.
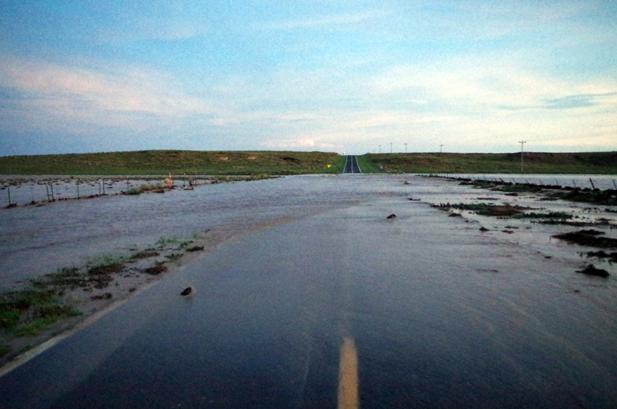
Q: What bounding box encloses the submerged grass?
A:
[126,183,164,195]
[553,230,617,249]
[513,212,571,219]
[457,178,617,206]
[436,203,527,217]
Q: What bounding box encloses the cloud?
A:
[261,137,335,150]
[98,19,207,43]
[542,92,617,110]
[260,10,389,30]
[368,58,617,113]
[0,57,221,133]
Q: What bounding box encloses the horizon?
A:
[2,148,617,159]
[1,1,616,155]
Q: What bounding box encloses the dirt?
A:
[144,263,168,275]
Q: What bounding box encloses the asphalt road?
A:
[1,176,617,409]
[343,156,361,174]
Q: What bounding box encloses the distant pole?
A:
[439,144,444,154]
[390,142,393,153]
[518,140,527,173]
[378,145,382,153]
[404,143,408,153]
[76,179,80,199]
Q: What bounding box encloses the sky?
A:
[0,0,616,155]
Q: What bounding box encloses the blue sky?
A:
[0,0,616,155]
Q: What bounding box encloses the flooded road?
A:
[1,175,617,408]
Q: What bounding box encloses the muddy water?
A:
[439,173,617,190]
[1,175,617,408]
[0,175,368,289]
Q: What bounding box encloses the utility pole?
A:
[518,140,527,173]
[439,144,444,154]
[390,142,393,153]
[404,143,408,153]
[378,144,382,153]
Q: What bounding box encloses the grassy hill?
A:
[360,152,617,174]
[0,150,344,175]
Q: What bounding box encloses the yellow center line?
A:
[338,336,359,409]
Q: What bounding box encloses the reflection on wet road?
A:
[1,176,617,408]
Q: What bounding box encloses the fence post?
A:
[612,179,616,190]
[589,178,596,189]
[572,179,576,188]
[50,183,55,201]
[76,179,80,199]
[7,186,11,206]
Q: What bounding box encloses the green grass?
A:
[14,305,80,337]
[0,289,80,336]
[0,150,345,175]
[359,152,617,174]
[356,155,383,173]
[0,308,20,329]
[0,343,10,358]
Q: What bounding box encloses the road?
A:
[1,176,617,409]
[343,155,361,174]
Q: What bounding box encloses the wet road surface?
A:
[343,156,361,174]
[1,175,617,408]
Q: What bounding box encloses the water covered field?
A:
[435,173,617,190]
[1,174,616,408]
[0,176,212,207]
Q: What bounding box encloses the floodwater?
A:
[0,176,210,207]
[434,173,617,190]
[0,175,368,289]
[1,175,617,408]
